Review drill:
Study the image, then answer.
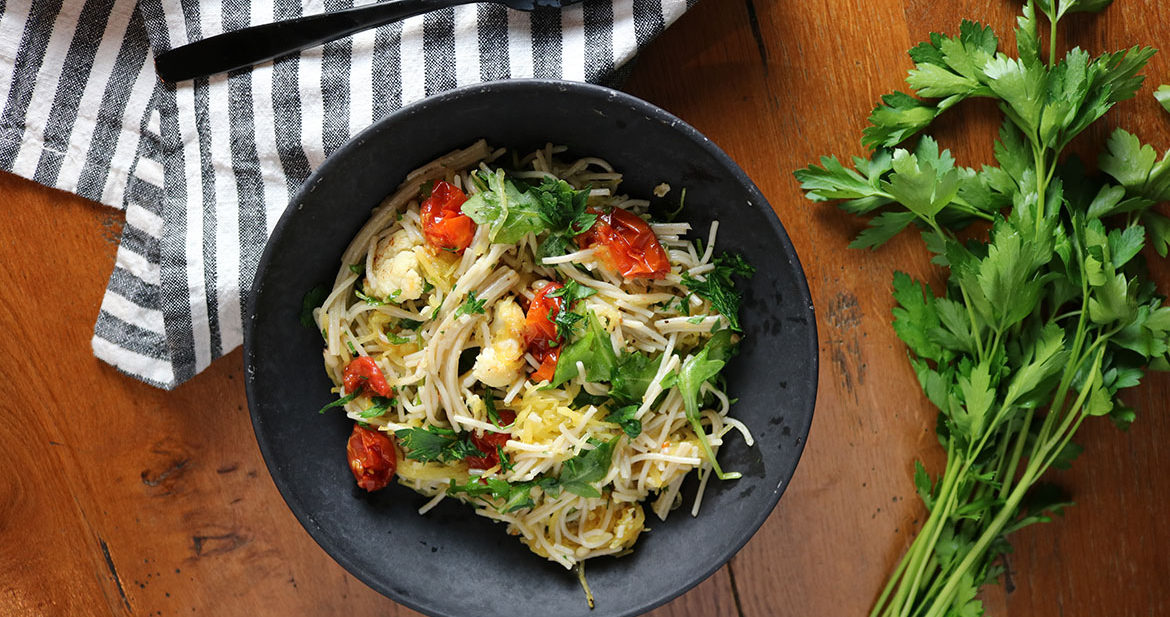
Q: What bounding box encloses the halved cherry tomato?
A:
[466,409,518,470]
[523,282,565,382]
[347,424,397,491]
[577,207,670,279]
[342,356,392,397]
[421,181,476,253]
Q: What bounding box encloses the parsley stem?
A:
[1049,13,1059,68]
[922,465,1037,617]
[998,408,1034,501]
[1033,145,1048,234]
[891,439,959,617]
[870,549,912,617]
[958,284,986,361]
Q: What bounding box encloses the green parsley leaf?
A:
[913,460,936,511]
[549,305,586,341]
[358,396,396,418]
[547,278,598,304]
[892,272,944,362]
[447,477,537,513]
[355,286,401,306]
[1156,85,1170,114]
[862,91,940,150]
[497,447,516,473]
[455,290,487,318]
[545,279,598,341]
[681,252,755,331]
[386,331,413,345]
[395,426,485,463]
[532,177,595,235]
[399,318,424,330]
[484,390,513,428]
[300,285,328,328]
[316,390,360,414]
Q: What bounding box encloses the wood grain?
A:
[1,1,1168,616]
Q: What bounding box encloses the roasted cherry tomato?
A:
[577,207,670,279]
[347,424,397,491]
[523,282,565,382]
[420,181,476,253]
[342,356,392,397]
[466,409,518,470]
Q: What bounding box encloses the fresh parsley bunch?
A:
[796,2,1170,616]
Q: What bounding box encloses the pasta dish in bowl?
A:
[244,80,816,617]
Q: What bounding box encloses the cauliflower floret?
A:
[366,230,425,301]
[472,298,527,388]
[492,297,526,339]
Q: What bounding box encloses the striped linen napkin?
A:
[0,0,691,389]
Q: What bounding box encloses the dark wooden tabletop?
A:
[2,1,1168,615]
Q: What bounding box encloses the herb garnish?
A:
[550,311,618,387]
[358,396,396,418]
[300,285,328,328]
[681,253,755,331]
[604,405,642,438]
[545,279,597,340]
[556,437,620,499]
[446,437,618,509]
[678,330,740,481]
[458,170,596,257]
[532,178,597,258]
[316,390,359,414]
[460,169,546,244]
[395,426,485,463]
[454,290,487,318]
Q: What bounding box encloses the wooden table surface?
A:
[3,1,1169,615]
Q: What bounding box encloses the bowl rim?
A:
[243,78,818,617]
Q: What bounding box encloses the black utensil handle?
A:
[155,0,463,83]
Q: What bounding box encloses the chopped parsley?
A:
[681,253,755,331]
[316,390,360,414]
[300,285,328,328]
[355,286,401,306]
[546,279,597,341]
[484,390,512,428]
[386,332,413,345]
[455,290,487,318]
[548,305,586,341]
[358,396,396,418]
[395,426,485,463]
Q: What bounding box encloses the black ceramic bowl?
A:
[244,80,816,617]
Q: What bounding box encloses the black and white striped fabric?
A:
[0,0,689,388]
